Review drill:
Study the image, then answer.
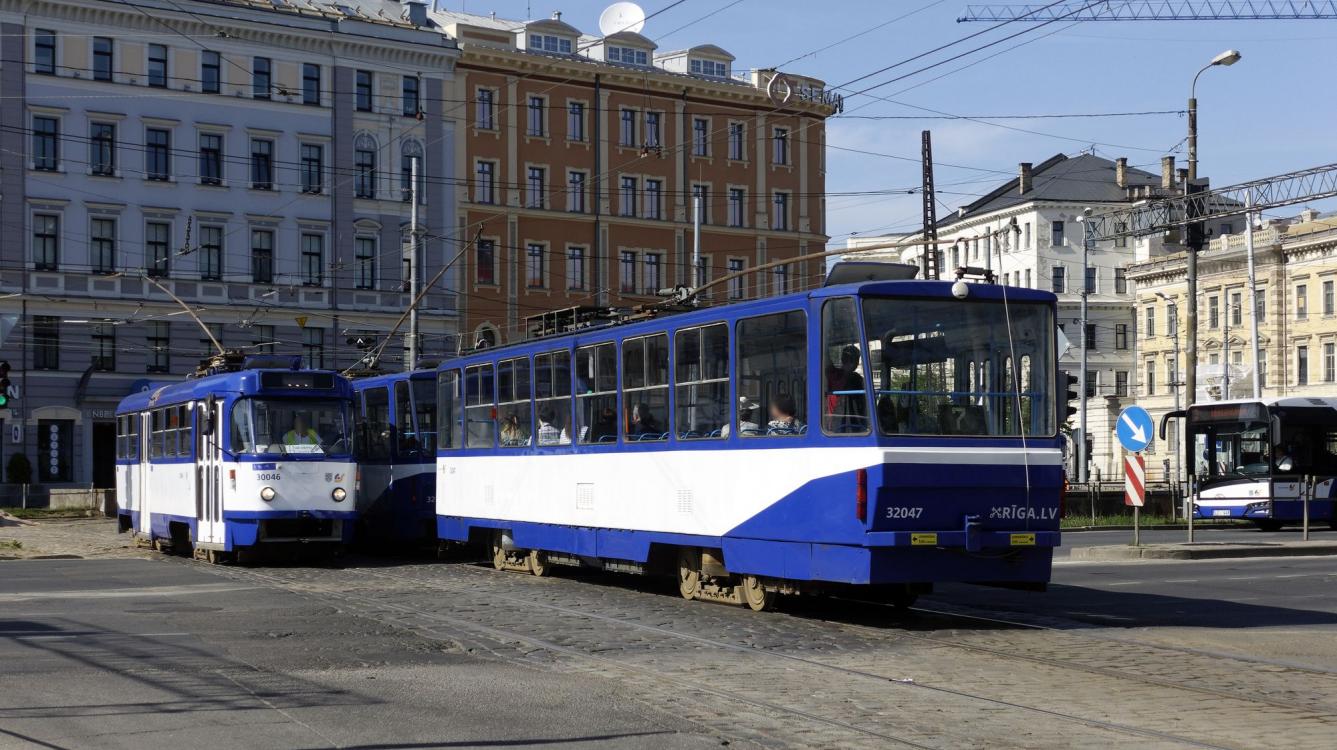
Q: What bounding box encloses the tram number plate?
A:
[1010,533,1036,547]
[910,533,938,546]
[1212,509,1232,517]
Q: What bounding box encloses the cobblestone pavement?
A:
[6,519,1337,749]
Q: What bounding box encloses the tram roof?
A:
[115,369,353,414]
[1191,396,1337,411]
[350,369,438,391]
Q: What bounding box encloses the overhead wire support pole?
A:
[921,130,941,280]
[407,156,420,372]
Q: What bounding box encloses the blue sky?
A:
[454,0,1337,241]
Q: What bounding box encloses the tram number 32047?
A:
[886,507,924,519]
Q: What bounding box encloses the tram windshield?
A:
[862,297,1054,437]
[230,398,352,457]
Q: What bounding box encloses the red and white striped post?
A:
[1124,453,1146,546]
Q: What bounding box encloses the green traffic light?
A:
[0,394,8,407]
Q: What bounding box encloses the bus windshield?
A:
[230,398,351,457]
[863,296,1054,437]
[1190,414,1271,484]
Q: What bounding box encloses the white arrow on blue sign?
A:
[1116,405,1155,453]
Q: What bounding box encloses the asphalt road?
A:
[1057,523,1337,555]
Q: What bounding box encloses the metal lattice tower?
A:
[921,130,941,280]
[957,1,1337,21]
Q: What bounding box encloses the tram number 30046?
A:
[885,507,924,519]
[256,472,282,482]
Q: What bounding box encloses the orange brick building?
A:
[436,11,837,345]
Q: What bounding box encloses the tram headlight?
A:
[331,487,347,503]
[260,486,277,502]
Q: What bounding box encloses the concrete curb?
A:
[1071,542,1337,561]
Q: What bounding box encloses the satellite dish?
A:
[599,1,646,35]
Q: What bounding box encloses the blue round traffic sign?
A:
[1116,405,1154,453]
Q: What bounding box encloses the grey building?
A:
[0,0,458,488]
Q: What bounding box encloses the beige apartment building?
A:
[1127,209,1337,481]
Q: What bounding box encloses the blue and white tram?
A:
[115,359,358,561]
[352,370,438,546]
[433,280,1063,610]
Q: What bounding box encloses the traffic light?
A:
[1063,372,1079,420]
[1185,178,1208,253]
[0,360,11,408]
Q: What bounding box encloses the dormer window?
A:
[607,46,649,66]
[690,58,728,78]
[529,34,573,54]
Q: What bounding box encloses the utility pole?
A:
[406,156,419,371]
[1078,209,1092,484]
[921,131,940,279]
[1222,299,1231,399]
[1244,190,1262,398]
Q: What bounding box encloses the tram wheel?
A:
[739,575,775,612]
[491,534,507,571]
[528,549,549,577]
[677,548,701,600]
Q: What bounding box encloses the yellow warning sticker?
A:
[910,533,938,546]
[1010,533,1036,546]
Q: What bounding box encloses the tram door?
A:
[194,400,225,546]
[136,412,153,537]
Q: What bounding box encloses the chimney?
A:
[1018,162,1032,195]
[1177,168,1189,189]
[552,10,562,20]
[1115,157,1127,188]
[1161,156,1175,190]
[405,0,428,26]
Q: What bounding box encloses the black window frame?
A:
[147,44,168,88]
[33,213,59,271]
[300,143,323,194]
[302,63,321,105]
[93,37,113,81]
[355,70,373,111]
[402,76,420,117]
[199,133,223,186]
[90,122,116,176]
[32,116,59,171]
[145,220,170,277]
[35,30,56,75]
[251,229,274,283]
[34,316,60,370]
[146,128,171,180]
[252,57,271,99]
[201,51,220,93]
[250,138,273,190]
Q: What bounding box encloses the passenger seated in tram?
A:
[537,407,570,446]
[824,345,867,433]
[500,413,529,446]
[722,396,761,437]
[588,405,618,443]
[284,414,320,447]
[766,395,805,434]
[629,402,663,438]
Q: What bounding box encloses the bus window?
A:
[821,298,868,436]
[624,334,668,442]
[411,378,438,454]
[535,350,572,445]
[675,324,728,440]
[363,387,391,460]
[736,311,808,437]
[576,343,617,444]
[498,357,533,447]
[464,364,496,449]
[437,370,462,450]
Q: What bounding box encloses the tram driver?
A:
[284,414,321,447]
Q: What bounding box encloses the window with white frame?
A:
[728,122,745,160]
[567,101,585,141]
[619,109,636,146]
[643,253,662,295]
[90,122,116,176]
[527,96,545,136]
[645,111,661,147]
[528,34,573,54]
[689,58,728,77]
[692,118,709,156]
[476,161,496,204]
[607,46,648,65]
[477,88,495,129]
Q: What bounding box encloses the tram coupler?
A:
[963,515,983,553]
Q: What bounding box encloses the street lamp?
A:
[1184,48,1241,415]
[1074,207,1093,484]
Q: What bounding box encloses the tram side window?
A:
[464,364,496,449]
[736,311,808,437]
[362,387,391,460]
[152,409,170,458]
[498,357,533,447]
[576,343,618,444]
[821,298,869,436]
[675,324,729,440]
[623,334,669,442]
[535,350,573,445]
[411,378,438,454]
[437,370,462,450]
[177,405,191,459]
[231,401,255,454]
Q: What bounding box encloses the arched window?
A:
[354,133,378,199]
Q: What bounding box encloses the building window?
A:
[35,30,56,75]
[607,45,648,65]
[1085,369,1098,398]
[567,101,585,141]
[1208,296,1219,328]
[727,259,745,300]
[728,122,745,160]
[200,225,222,281]
[301,233,323,286]
[527,166,546,209]
[644,179,662,220]
[201,51,220,93]
[353,236,376,290]
[355,144,376,198]
[567,171,586,213]
[251,229,273,283]
[728,188,745,227]
[252,325,274,355]
[1025,268,1032,288]
[147,44,168,88]
[199,133,222,185]
[1258,352,1268,387]
[302,328,324,369]
[526,243,545,288]
[1297,284,1308,319]
[356,70,373,111]
[475,239,495,285]
[90,122,115,176]
[696,255,709,287]
[1052,266,1066,293]
[1115,323,1128,350]
[300,144,323,194]
[693,118,709,156]
[620,251,637,293]
[1051,220,1065,247]
[1298,345,1309,386]
[772,127,789,165]
[1114,267,1127,294]
[475,161,495,204]
[33,214,59,271]
[476,88,494,129]
[643,254,663,295]
[691,184,709,225]
[1325,280,1335,316]
[1145,360,1156,396]
[772,192,790,231]
[252,56,271,99]
[147,322,169,373]
[91,323,116,371]
[1144,306,1155,338]
[1167,301,1178,334]
[567,246,585,290]
[145,221,170,277]
[33,116,59,171]
[527,96,545,136]
[689,58,727,77]
[93,37,113,81]
[1084,266,1096,294]
[1115,370,1129,397]
[1023,222,1031,250]
[773,264,790,296]
[619,176,637,217]
[402,76,420,116]
[645,111,661,147]
[34,316,60,370]
[619,108,636,146]
[1326,343,1336,383]
[1084,323,1096,350]
[528,34,572,53]
[1114,221,1128,248]
[302,63,320,105]
[250,138,274,190]
[91,218,116,273]
[146,128,170,180]
[1256,293,1266,323]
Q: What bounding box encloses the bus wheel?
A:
[528,550,549,577]
[677,548,701,600]
[491,534,507,571]
[1254,520,1283,532]
[739,575,775,612]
